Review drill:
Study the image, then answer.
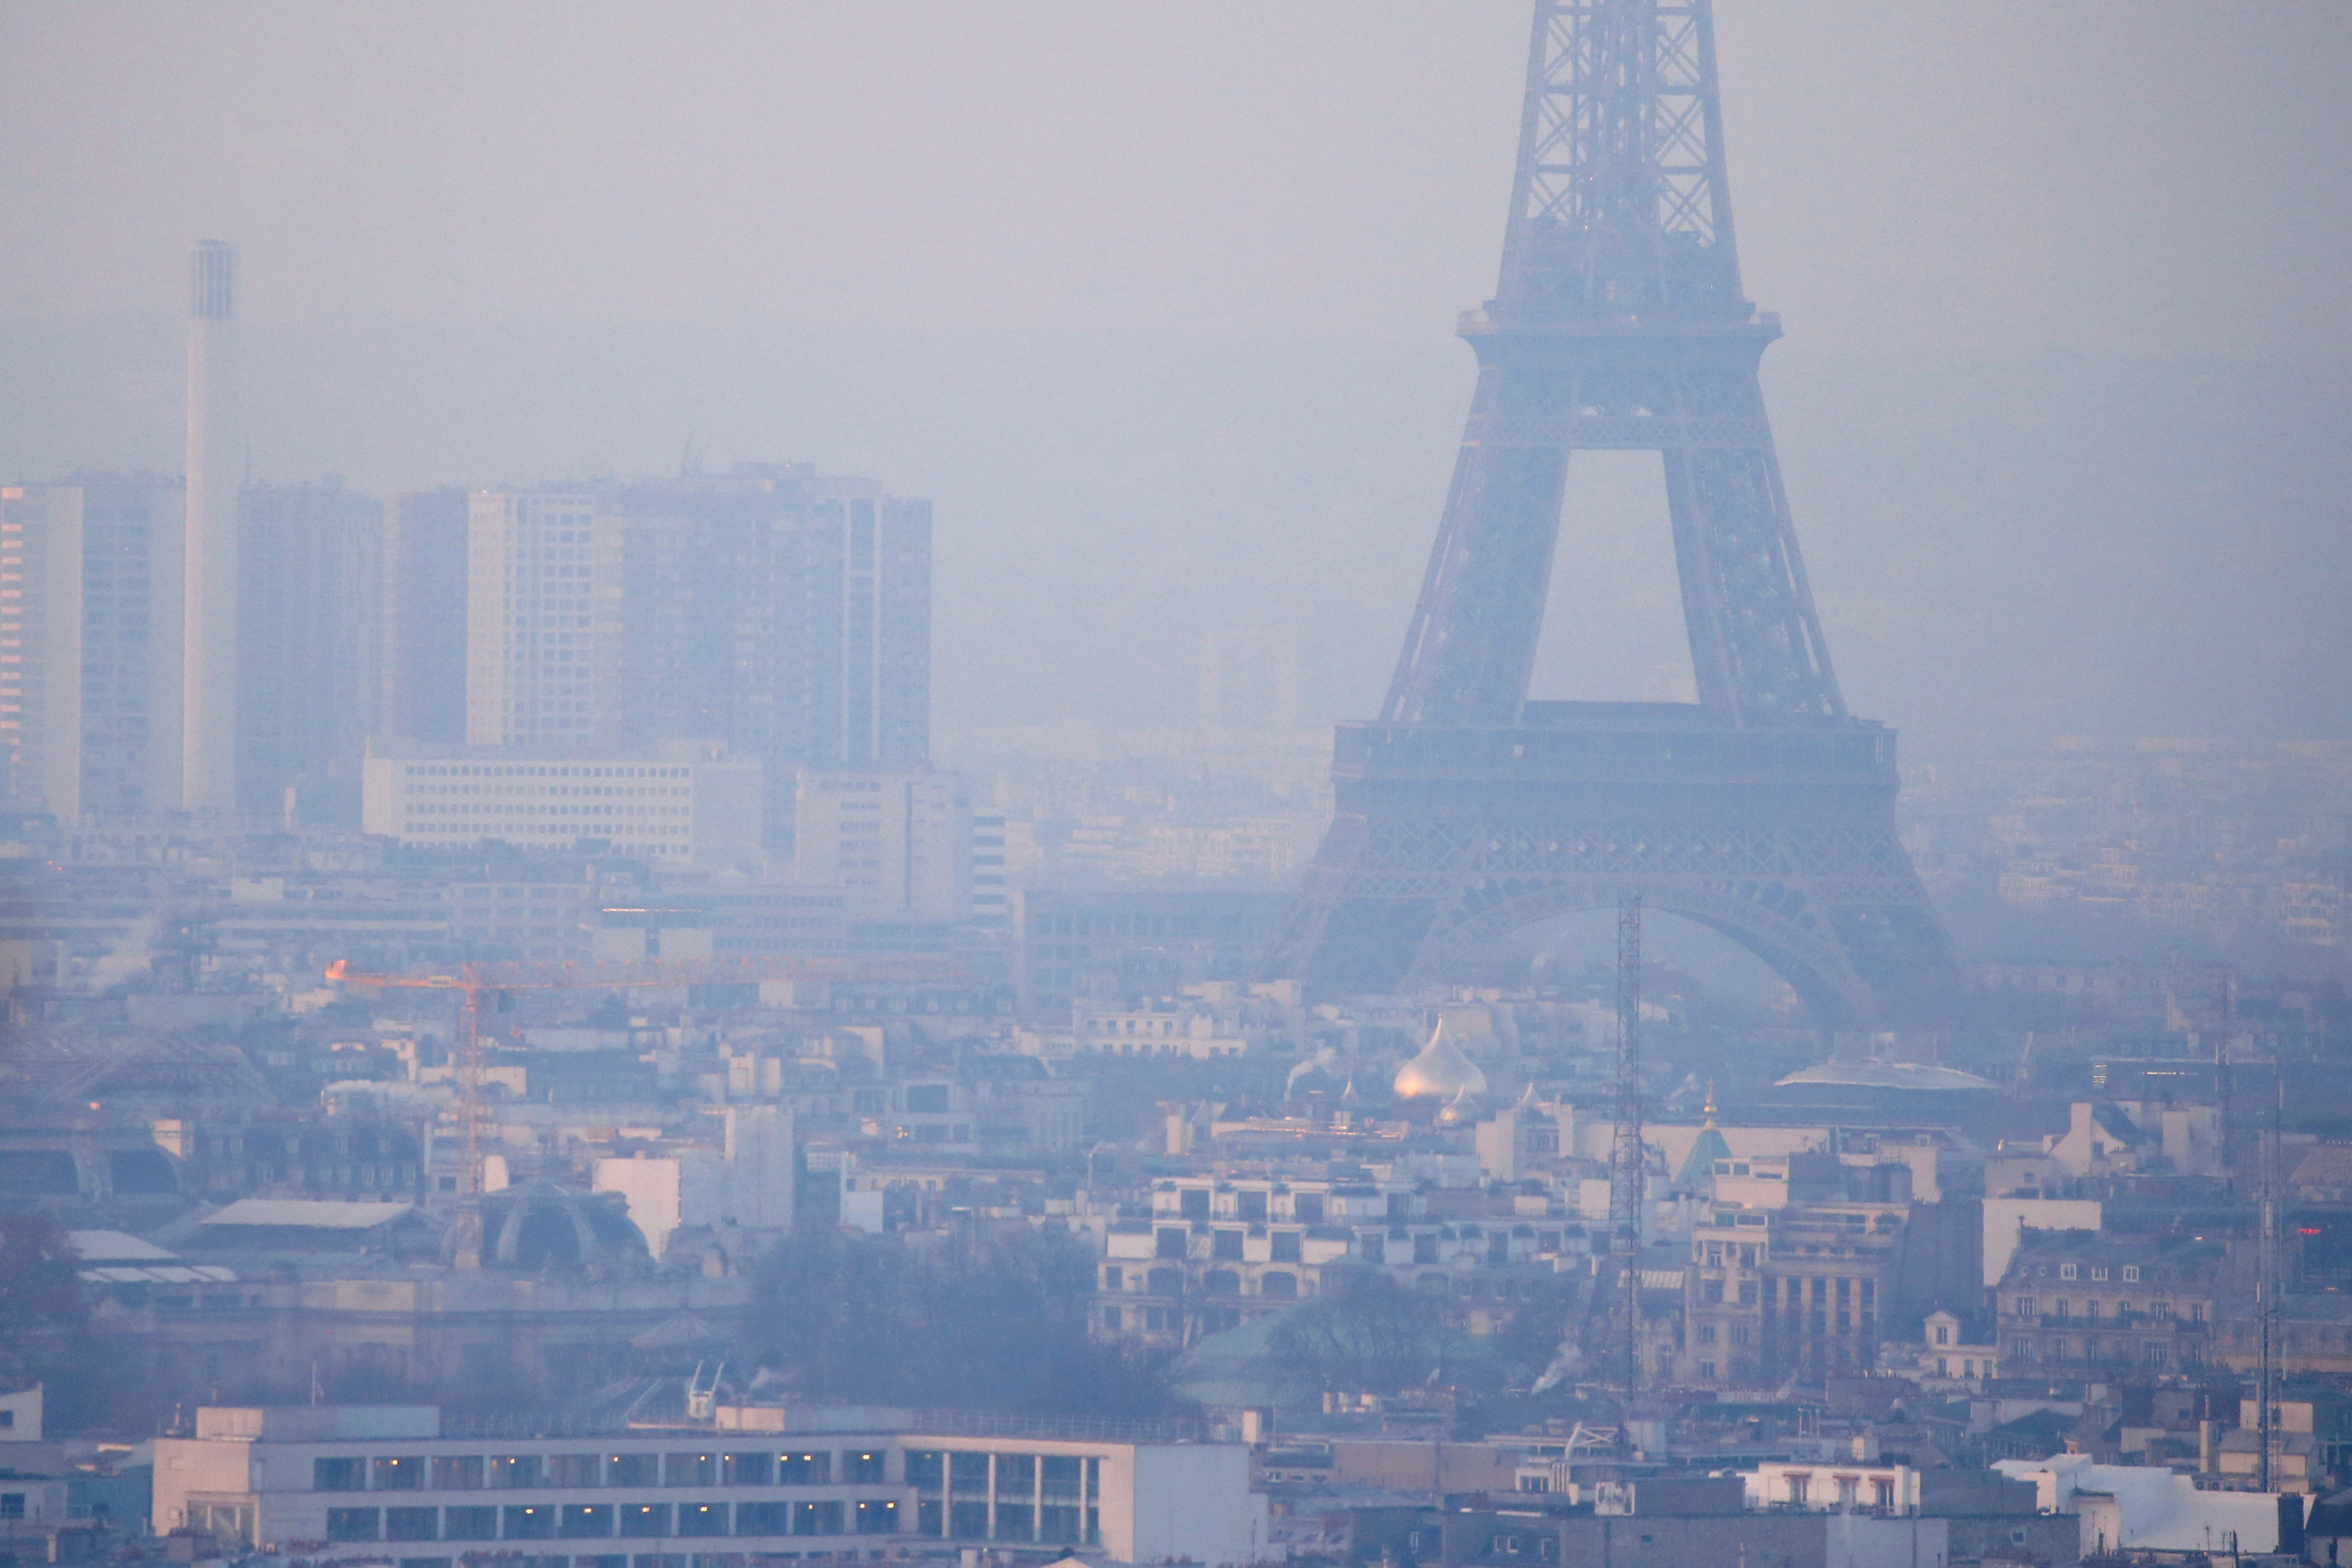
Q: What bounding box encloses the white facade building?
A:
[362,749,761,866]
[1993,1453,2303,1557]
[465,489,615,749]
[590,1106,794,1259]
[792,770,971,922]
[0,479,185,820]
[152,1403,1270,1565]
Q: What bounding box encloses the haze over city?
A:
[2,8,2350,1568]
[3,2,2347,742]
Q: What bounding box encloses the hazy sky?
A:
[4,2,2347,742]
[8,2,2349,354]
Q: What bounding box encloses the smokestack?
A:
[183,240,240,817]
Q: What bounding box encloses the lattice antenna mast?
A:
[1609,891,1646,1400]
[2259,1073,2281,1491]
[1499,0,1741,323]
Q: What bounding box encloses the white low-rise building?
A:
[1993,1453,2305,1558]
[153,1403,1270,1565]
[362,748,762,866]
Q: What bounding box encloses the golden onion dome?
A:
[1392,1020,1489,1103]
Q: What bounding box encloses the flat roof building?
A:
[153,1404,1269,1566]
[362,747,761,867]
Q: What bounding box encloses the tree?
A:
[0,1208,87,1384]
[744,1224,1179,1416]
[1267,1270,1450,1396]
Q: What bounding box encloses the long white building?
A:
[361,747,762,866]
[153,1403,1270,1566]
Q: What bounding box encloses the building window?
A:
[844,1451,885,1485]
[778,1451,831,1485]
[678,1504,728,1537]
[0,1496,22,1521]
[1935,1325,1950,1345]
[735,1502,788,1536]
[315,1458,367,1492]
[795,1500,845,1537]
[542,1454,596,1488]
[2123,1265,2141,1282]
[557,1504,611,1542]
[443,1507,497,1541]
[503,1506,553,1540]
[856,1500,899,1535]
[491,1456,543,1489]
[385,1508,439,1542]
[619,1504,672,1539]
[664,1453,716,1487]
[2060,1263,2078,1280]
[723,1452,774,1487]
[1213,1230,1243,1262]
[373,1457,424,1491]
[431,1457,483,1491]
[327,1508,382,1542]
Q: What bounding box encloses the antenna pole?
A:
[1610,891,1645,1405]
[2259,1074,2281,1491]
[452,975,486,1270]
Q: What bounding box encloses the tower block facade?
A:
[1270,0,1957,1025]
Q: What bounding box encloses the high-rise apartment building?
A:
[464,467,931,845]
[465,489,614,750]
[0,478,185,820]
[182,241,240,817]
[238,480,382,825]
[378,488,469,747]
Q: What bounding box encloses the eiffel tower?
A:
[1270,0,1958,1027]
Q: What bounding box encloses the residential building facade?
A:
[0,478,185,820]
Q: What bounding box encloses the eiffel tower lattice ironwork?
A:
[1267,0,1959,1026]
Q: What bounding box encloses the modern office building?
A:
[0,477,186,820]
[152,1403,1268,1566]
[361,745,763,867]
[464,467,931,846]
[378,488,470,747]
[791,770,971,922]
[182,239,241,817]
[238,479,384,826]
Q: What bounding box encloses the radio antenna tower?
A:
[1610,891,1645,1402]
[2259,1074,2282,1489]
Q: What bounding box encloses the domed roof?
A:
[1392,1020,1488,1103]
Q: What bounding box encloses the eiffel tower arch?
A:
[1268,0,1960,1027]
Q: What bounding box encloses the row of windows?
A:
[2008,1298,2199,1322]
[1104,1265,1300,1299]
[322,1500,896,1543]
[317,1453,881,1492]
[403,764,691,780]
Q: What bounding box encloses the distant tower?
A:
[182,240,241,817]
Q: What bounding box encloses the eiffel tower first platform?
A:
[1268,0,1960,1027]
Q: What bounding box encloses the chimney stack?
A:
[182,240,240,817]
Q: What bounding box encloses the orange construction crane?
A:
[324,952,964,1263]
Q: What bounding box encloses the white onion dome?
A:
[1392,1020,1489,1103]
